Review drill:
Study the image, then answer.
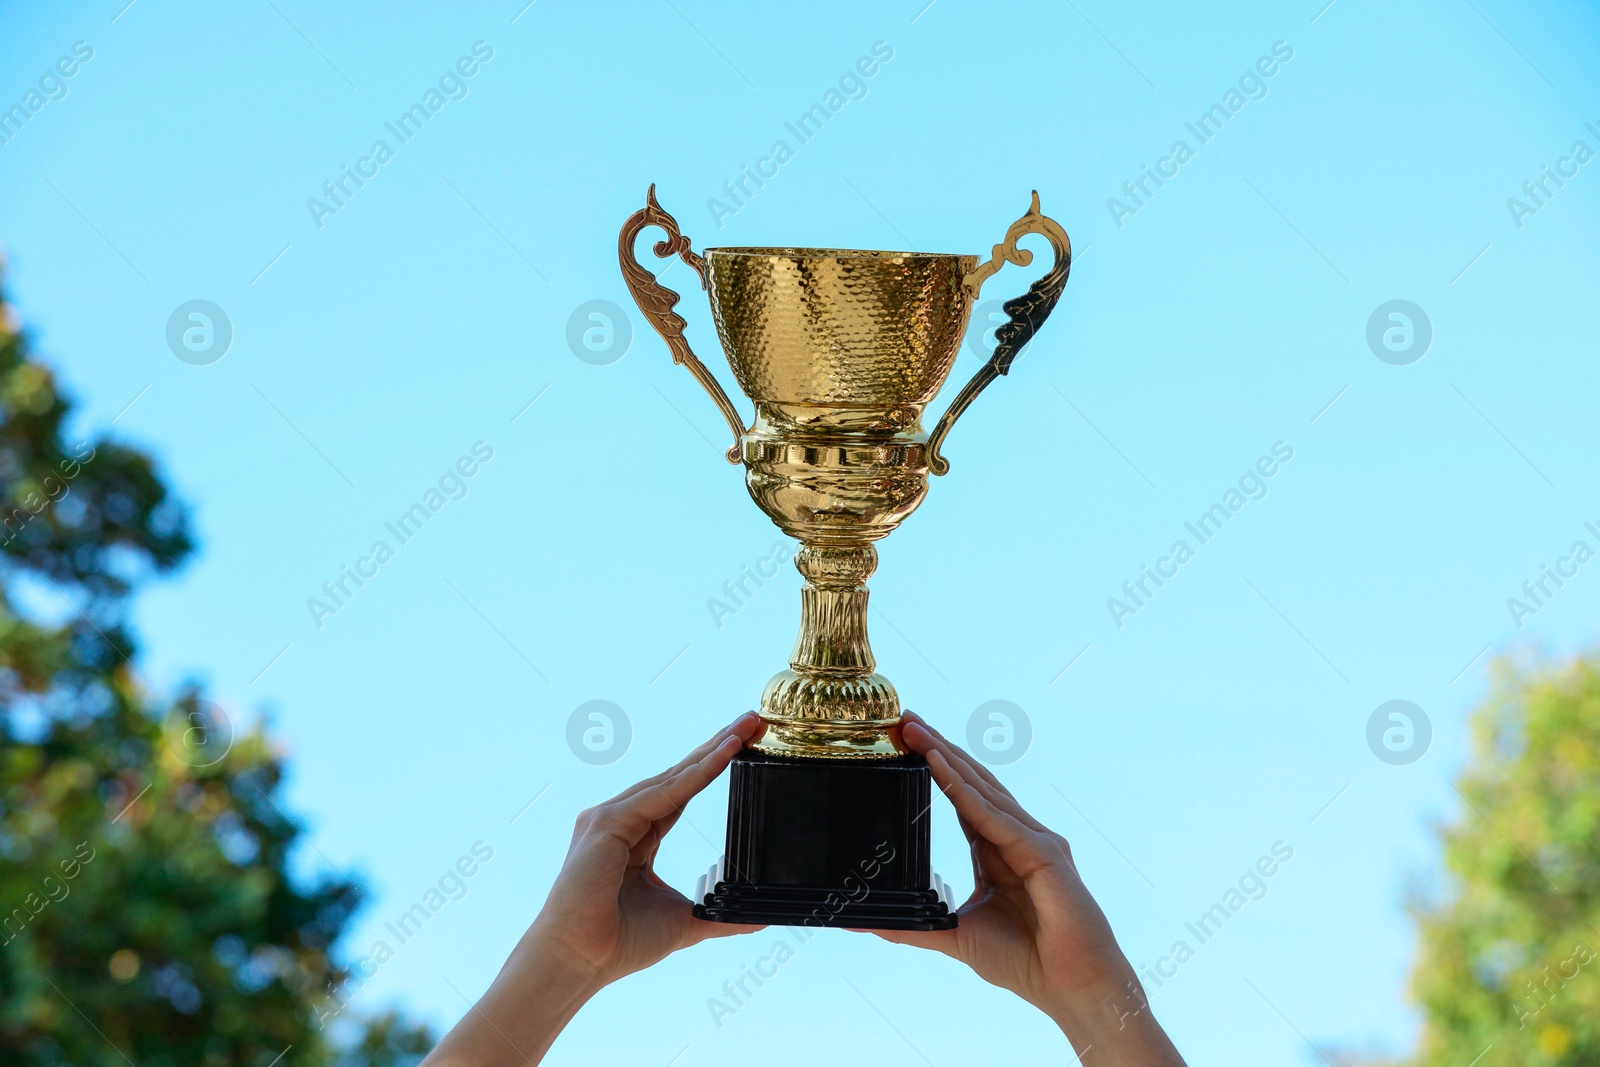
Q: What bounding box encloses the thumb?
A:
[865,926,959,957]
[686,918,767,944]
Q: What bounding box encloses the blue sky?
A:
[2,0,1598,1063]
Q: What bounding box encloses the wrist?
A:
[1044,970,1149,1042]
[1043,970,1185,1065]
[509,924,608,1002]
[423,930,601,1067]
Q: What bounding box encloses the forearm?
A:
[423,934,600,1067]
[1046,972,1188,1066]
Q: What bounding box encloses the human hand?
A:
[874,712,1185,1064]
[423,713,764,1067]
[526,711,765,987]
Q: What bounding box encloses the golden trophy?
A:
[619,186,1071,929]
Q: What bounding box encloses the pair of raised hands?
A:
[423,712,1186,1066]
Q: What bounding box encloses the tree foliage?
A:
[0,264,431,1064]
[1408,651,1600,1066]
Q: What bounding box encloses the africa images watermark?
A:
[706,40,895,230]
[1106,40,1295,230]
[1,840,96,946]
[1367,699,1432,766]
[1505,119,1600,231]
[0,441,98,548]
[566,699,632,766]
[706,540,790,630]
[1107,441,1295,629]
[1512,942,1595,1031]
[967,699,1033,766]
[705,840,896,1029]
[306,440,495,629]
[1503,517,1600,629]
[0,40,95,148]
[306,41,495,230]
[1132,840,1295,996]
[313,840,495,1028]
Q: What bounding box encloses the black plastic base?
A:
[693,748,956,931]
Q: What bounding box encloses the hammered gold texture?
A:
[704,249,980,410]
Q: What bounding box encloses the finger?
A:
[907,725,1035,882]
[627,811,677,868]
[618,712,758,805]
[560,721,749,889]
[868,926,960,957]
[620,733,745,831]
[926,749,1054,877]
[628,802,691,868]
[604,714,759,808]
[685,918,767,944]
[903,716,1005,795]
[907,719,1050,835]
[903,712,1020,800]
[640,880,767,945]
[580,733,744,852]
[904,721,1048,833]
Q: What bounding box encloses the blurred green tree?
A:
[0,266,432,1064]
[1408,652,1600,1065]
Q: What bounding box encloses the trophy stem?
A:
[789,544,877,673]
[752,543,904,759]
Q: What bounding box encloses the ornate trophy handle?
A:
[618,184,746,464]
[926,191,1072,476]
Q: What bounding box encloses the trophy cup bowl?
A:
[619,186,1071,929]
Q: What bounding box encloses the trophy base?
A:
[691,747,958,932]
